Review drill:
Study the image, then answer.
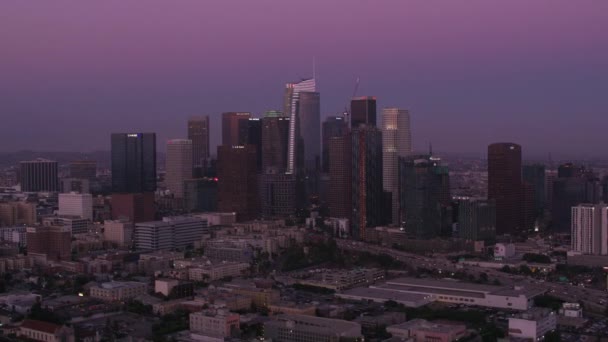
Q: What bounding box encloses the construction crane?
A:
[342,77,360,125]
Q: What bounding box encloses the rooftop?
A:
[20,319,63,334]
[388,319,465,334]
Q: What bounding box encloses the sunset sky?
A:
[1,0,607,159]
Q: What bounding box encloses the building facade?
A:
[222,112,251,146]
[217,145,258,221]
[381,108,412,225]
[571,203,608,255]
[20,159,59,192]
[58,192,93,220]
[165,139,193,199]
[322,116,348,173]
[488,143,522,235]
[351,96,377,128]
[111,133,157,193]
[187,116,210,171]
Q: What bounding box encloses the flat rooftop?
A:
[389,319,465,334]
[337,287,432,307]
[384,277,544,298]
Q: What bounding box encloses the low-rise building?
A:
[154,278,193,298]
[264,314,362,342]
[189,309,240,339]
[221,282,280,308]
[268,301,317,316]
[559,302,583,318]
[89,281,147,301]
[386,319,467,342]
[188,261,249,281]
[18,319,75,342]
[508,307,557,340]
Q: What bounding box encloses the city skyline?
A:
[1,1,607,159]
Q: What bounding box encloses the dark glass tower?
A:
[262,116,290,172]
[187,116,210,171]
[328,133,352,220]
[238,118,263,172]
[298,92,321,171]
[350,96,377,128]
[351,126,384,240]
[457,198,496,242]
[20,159,59,192]
[523,164,546,220]
[322,116,348,173]
[399,155,451,239]
[487,143,522,235]
[111,133,157,193]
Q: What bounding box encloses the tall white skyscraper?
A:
[381,107,412,225]
[284,78,316,174]
[571,203,608,255]
[165,139,193,199]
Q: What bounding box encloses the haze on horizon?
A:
[1,0,607,160]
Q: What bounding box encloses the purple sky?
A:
[1,0,607,159]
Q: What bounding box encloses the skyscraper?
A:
[351,96,377,128]
[217,145,258,221]
[457,197,496,242]
[523,164,546,220]
[262,115,290,172]
[322,116,348,173]
[111,133,157,223]
[222,112,251,146]
[187,116,210,171]
[399,155,451,239]
[259,169,296,218]
[552,166,601,232]
[239,118,263,172]
[351,126,384,240]
[283,78,316,174]
[571,203,608,255]
[20,159,59,192]
[487,143,522,235]
[298,92,321,170]
[328,134,352,221]
[111,133,157,193]
[165,139,193,199]
[381,108,412,225]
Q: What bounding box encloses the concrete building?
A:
[111,192,155,223]
[342,277,544,311]
[134,216,208,250]
[217,145,259,221]
[221,282,280,308]
[190,309,240,339]
[89,281,147,301]
[187,261,249,281]
[381,107,412,225]
[571,203,608,255]
[103,220,133,247]
[494,243,516,259]
[26,226,71,262]
[387,319,467,342]
[20,159,59,192]
[0,201,36,227]
[268,301,317,316]
[18,320,75,342]
[508,307,557,340]
[42,216,89,235]
[0,226,27,246]
[192,212,236,226]
[58,192,93,220]
[165,139,193,199]
[264,314,362,342]
[559,302,583,318]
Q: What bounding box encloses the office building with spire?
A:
[283,78,316,174]
[381,108,412,225]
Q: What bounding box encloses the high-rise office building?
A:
[381,108,412,225]
[322,116,348,173]
[58,192,93,220]
[184,178,218,212]
[351,96,377,128]
[187,116,210,170]
[284,78,316,174]
[239,118,263,172]
[328,134,352,221]
[351,126,384,240]
[487,143,522,235]
[69,160,97,181]
[523,164,546,220]
[111,192,155,223]
[457,198,496,242]
[165,139,193,199]
[571,204,608,255]
[20,159,59,192]
[259,169,296,218]
[217,145,258,221]
[262,116,290,172]
[399,155,451,239]
[111,133,157,193]
[222,112,251,147]
[298,92,321,170]
[558,163,580,178]
[552,167,601,232]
